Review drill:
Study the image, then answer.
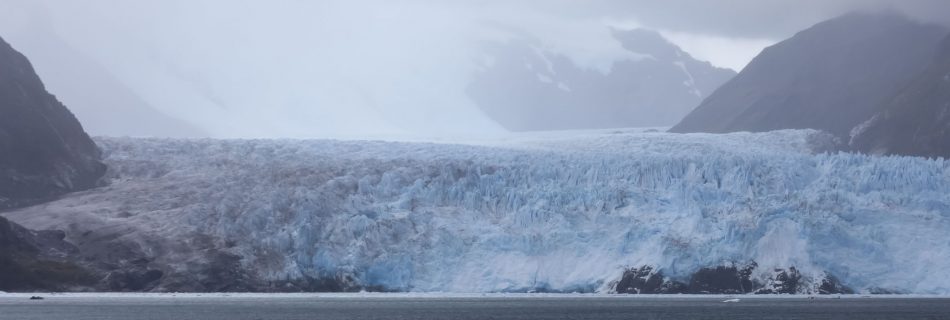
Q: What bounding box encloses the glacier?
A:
[3,129,949,294]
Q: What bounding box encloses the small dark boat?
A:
[29,296,44,300]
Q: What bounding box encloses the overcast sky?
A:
[1,0,948,138]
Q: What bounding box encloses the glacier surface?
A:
[4,129,950,294]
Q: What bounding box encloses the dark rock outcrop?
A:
[614,266,687,294]
[754,267,802,294]
[0,216,94,291]
[0,35,105,209]
[819,274,854,295]
[468,28,735,131]
[850,34,950,158]
[687,263,757,294]
[671,12,948,138]
[613,263,853,295]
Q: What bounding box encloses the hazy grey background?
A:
[0,0,948,138]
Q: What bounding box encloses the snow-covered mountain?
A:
[4,130,949,294]
[468,29,736,131]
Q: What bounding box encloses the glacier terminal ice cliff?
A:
[3,129,948,294]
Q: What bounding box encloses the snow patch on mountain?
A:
[673,61,702,98]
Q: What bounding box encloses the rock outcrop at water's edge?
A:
[0,216,94,291]
[611,263,854,295]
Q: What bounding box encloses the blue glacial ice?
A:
[8,129,950,294]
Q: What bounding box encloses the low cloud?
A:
[0,0,945,138]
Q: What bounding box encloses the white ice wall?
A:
[15,129,949,293]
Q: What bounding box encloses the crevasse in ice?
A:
[74,129,950,293]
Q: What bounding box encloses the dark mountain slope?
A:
[671,13,948,137]
[0,35,105,209]
[0,1,205,138]
[850,35,950,158]
[10,33,207,138]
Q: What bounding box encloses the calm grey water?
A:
[1,296,948,320]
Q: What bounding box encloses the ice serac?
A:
[671,12,948,138]
[0,35,105,209]
[4,129,949,294]
[468,28,735,131]
[850,34,950,158]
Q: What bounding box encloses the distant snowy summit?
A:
[467,28,735,131]
[671,12,948,143]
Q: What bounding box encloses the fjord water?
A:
[1,295,949,320]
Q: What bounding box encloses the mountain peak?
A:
[468,28,735,131]
[0,35,105,209]
[610,28,681,59]
[671,11,948,137]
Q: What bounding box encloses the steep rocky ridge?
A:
[671,13,948,138]
[0,35,105,209]
[850,34,950,158]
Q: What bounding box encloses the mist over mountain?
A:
[0,0,204,138]
[1,30,206,138]
[0,0,772,139]
[468,29,735,131]
[671,12,949,137]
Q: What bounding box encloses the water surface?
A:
[1,294,947,320]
